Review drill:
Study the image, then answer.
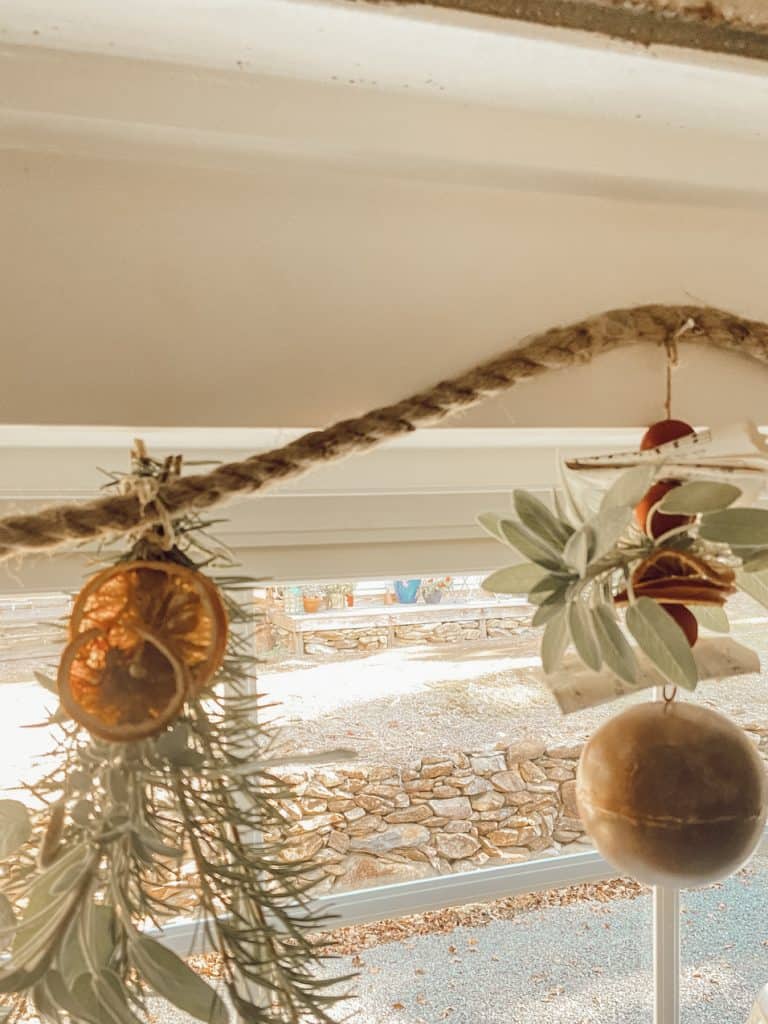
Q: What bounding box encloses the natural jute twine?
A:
[2,303,768,564]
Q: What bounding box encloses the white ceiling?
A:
[2,0,768,432]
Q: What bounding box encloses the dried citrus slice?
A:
[614,548,737,606]
[69,561,227,694]
[58,628,188,741]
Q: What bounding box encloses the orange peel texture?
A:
[614,549,736,607]
[58,627,189,741]
[69,561,228,695]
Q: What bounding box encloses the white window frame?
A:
[3,424,767,1024]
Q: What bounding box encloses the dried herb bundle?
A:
[0,447,350,1023]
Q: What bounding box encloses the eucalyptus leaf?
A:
[499,520,564,572]
[541,609,569,675]
[568,601,602,672]
[699,508,768,547]
[130,936,229,1024]
[600,463,658,513]
[625,597,698,690]
[659,480,741,514]
[0,800,31,860]
[592,604,637,684]
[482,563,548,595]
[476,512,505,542]
[513,490,573,550]
[692,605,730,633]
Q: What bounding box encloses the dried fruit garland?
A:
[481,418,768,693]
[0,450,345,1024]
[481,418,768,887]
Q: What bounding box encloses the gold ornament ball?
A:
[576,701,767,887]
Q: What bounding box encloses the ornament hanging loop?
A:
[663,317,695,420]
[663,684,678,704]
[119,438,180,551]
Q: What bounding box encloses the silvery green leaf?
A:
[557,465,587,526]
[600,463,658,512]
[32,977,63,1023]
[692,605,730,633]
[476,512,505,542]
[592,605,638,684]
[625,597,698,690]
[482,564,548,595]
[568,601,602,672]
[532,593,566,627]
[736,569,768,611]
[0,895,16,952]
[130,936,229,1024]
[499,520,564,572]
[593,506,634,559]
[659,481,741,515]
[11,845,86,966]
[82,903,116,968]
[0,800,31,859]
[529,575,570,605]
[513,490,573,550]
[699,508,768,547]
[72,800,92,827]
[45,970,101,1024]
[541,609,568,675]
[39,801,66,868]
[93,969,145,1024]
[33,672,58,695]
[563,528,592,577]
[742,549,768,573]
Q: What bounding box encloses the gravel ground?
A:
[135,855,768,1024]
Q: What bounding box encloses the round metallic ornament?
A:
[576,701,767,887]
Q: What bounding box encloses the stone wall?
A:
[274,616,524,657]
[270,740,587,894]
[271,724,768,894]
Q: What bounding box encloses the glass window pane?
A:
[682,852,768,1024]
[259,574,643,896]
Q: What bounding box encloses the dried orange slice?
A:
[615,548,737,606]
[58,628,188,741]
[69,561,227,694]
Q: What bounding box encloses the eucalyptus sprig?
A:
[0,449,352,1024]
[480,462,768,694]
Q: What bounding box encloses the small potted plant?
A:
[324,583,347,610]
[421,576,453,604]
[394,579,421,604]
[302,585,323,614]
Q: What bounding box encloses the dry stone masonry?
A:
[270,740,589,894]
[271,724,768,893]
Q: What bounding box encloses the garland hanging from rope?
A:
[1,304,768,563]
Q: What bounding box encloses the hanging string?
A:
[663,684,677,704]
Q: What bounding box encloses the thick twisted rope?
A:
[2,303,768,564]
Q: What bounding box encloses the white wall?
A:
[2,2,768,432]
